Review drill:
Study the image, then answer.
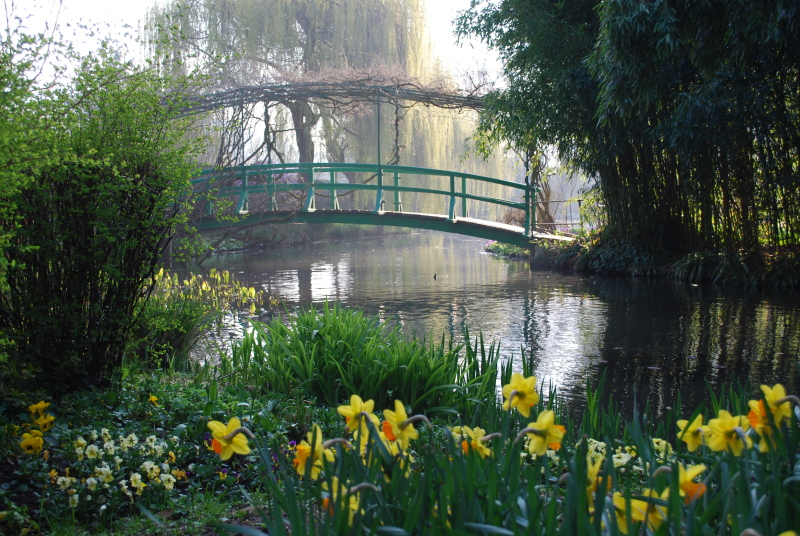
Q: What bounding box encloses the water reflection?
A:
[205,232,800,417]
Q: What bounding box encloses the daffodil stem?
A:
[322,438,352,450]
[514,427,540,443]
[740,529,763,536]
[732,426,749,447]
[776,395,800,407]
[222,427,255,440]
[400,415,432,430]
[651,466,672,477]
[479,432,502,443]
[347,482,380,494]
[507,390,520,411]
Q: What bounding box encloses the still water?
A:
[205,231,800,417]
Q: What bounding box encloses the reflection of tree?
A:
[591,281,800,417]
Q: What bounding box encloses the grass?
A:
[213,303,501,417]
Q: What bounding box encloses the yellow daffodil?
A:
[524,410,566,456]
[640,488,669,530]
[676,414,705,452]
[293,424,335,479]
[759,384,792,427]
[49,469,58,483]
[502,373,539,418]
[459,426,493,458]
[148,394,159,407]
[586,456,610,500]
[322,477,360,525]
[748,399,776,452]
[677,463,706,503]
[381,400,419,451]
[207,417,251,461]
[612,492,649,534]
[337,395,379,435]
[707,410,752,456]
[20,432,44,454]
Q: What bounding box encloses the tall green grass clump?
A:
[219,303,500,416]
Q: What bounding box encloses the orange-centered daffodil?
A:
[207,417,251,461]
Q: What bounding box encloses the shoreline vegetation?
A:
[485,235,800,288]
[2,302,799,534]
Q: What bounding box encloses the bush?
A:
[0,48,200,395]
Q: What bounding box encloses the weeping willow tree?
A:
[145,0,516,221]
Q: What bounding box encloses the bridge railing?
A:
[192,162,536,236]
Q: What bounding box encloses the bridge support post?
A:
[461,176,468,217]
[304,165,316,211]
[448,174,456,221]
[330,171,340,209]
[268,170,278,210]
[393,172,402,211]
[374,165,385,212]
[237,173,249,214]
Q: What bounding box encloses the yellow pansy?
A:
[28,401,50,416]
[20,433,44,454]
[501,373,539,418]
[148,395,159,407]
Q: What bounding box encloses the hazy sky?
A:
[4,0,500,79]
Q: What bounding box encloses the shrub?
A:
[0,48,200,395]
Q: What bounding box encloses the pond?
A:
[203,231,800,418]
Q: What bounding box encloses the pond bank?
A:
[487,235,800,288]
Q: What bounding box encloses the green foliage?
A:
[2,350,799,535]
[460,0,800,258]
[0,45,201,395]
[127,268,267,370]
[218,303,500,416]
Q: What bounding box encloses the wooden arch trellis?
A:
[178,69,487,169]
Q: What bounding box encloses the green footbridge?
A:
[192,163,573,248]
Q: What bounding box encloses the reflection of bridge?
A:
[192,163,573,248]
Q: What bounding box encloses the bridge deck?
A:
[198,209,574,248]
